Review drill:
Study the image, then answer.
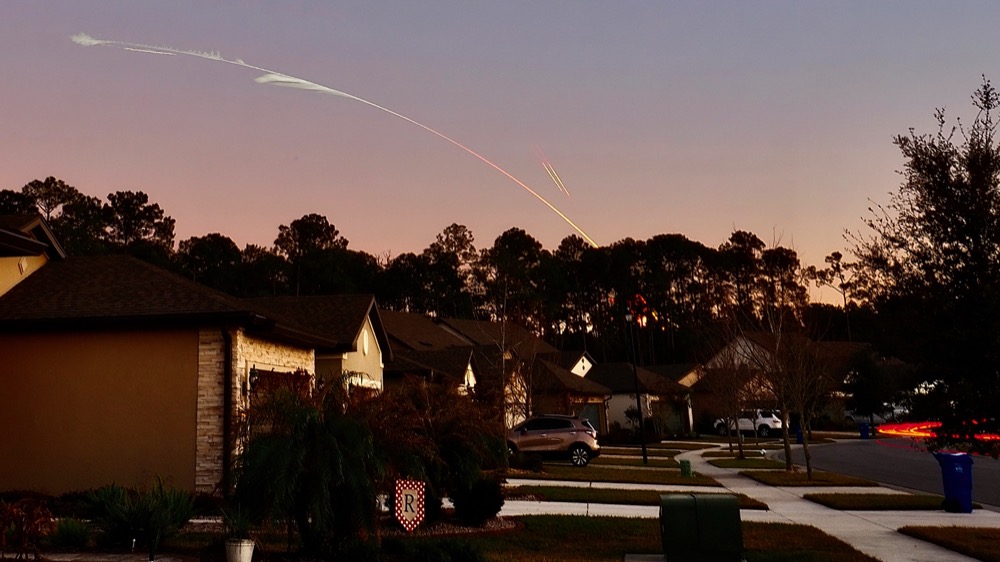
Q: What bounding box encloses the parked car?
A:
[714,409,783,438]
[507,414,601,467]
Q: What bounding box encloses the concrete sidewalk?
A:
[506,443,1000,561]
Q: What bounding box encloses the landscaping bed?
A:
[591,456,679,468]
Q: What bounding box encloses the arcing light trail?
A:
[536,147,570,196]
[70,33,599,248]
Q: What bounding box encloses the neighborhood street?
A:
[785,437,1000,509]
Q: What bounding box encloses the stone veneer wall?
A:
[195,329,225,494]
[195,328,315,495]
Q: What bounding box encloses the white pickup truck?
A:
[715,409,784,438]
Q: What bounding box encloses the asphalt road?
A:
[783,437,1000,509]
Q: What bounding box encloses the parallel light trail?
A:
[71,33,599,248]
[536,146,570,196]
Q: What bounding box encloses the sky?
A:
[3,1,999,299]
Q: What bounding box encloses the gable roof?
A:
[537,350,595,371]
[379,309,469,351]
[532,359,610,395]
[248,295,392,358]
[384,347,473,383]
[645,363,700,383]
[438,317,558,357]
[0,255,334,348]
[585,362,688,395]
[0,215,66,259]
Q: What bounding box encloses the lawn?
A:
[525,465,721,487]
[739,470,878,487]
[708,458,787,469]
[591,456,679,468]
[702,450,767,457]
[804,493,982,511]
[508,485,769,509]
[387,517,880,562]
[599,446,680,457]
[899,526,1000,562]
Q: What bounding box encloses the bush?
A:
[48,518,90,549]
[450,478,504,526]
[88,478,194,560]
[0,498,55,559]
[508,452,543,472]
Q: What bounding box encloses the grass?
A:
[652,441,720,450]
[141,516,881,562]
[509,485,769,509]
[740,470,878,487]
[899,526,1000,562]
[702,450,767,457]
[709,458,787,469]
[388,517,880,562]
[591,456,679,468]
[804,493,982,511]
[599,446,679,457]
[526,465,721,487]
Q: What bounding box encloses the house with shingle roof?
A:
[380,311,609,427]
[248,295,391,393]
[585,362,690,436]
[0,214,65,295]
[0,234,378,496]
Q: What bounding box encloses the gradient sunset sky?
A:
[4,2,999,296]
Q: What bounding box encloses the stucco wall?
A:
[318,317,383,390]
[0,329,199,494]
[0,254,47,296]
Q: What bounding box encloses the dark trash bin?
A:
[795,425,803,444]
[660,493,742,562]
[859,422,870,440]
[679,459,693,478]
[933,452,973,513]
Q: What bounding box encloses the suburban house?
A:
[0,214,65,294]
[380,309,478,392]
[687,332,870,432]
[0,218,391,496]
[380,310,608,427]
[248,295,392,394]
[585,362,689,436]
[528,351,610,434]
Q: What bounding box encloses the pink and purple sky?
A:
[3,2,998,299]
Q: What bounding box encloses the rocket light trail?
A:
[535,147,570,196]
[71,33,599,248]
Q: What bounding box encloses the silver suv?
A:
[508,414,601,467]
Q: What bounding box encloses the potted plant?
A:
[222,506,255,562]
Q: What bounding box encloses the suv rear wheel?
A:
[757,425,771,438]
[569,444,591,467]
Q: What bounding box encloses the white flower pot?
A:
[225,538,254,562]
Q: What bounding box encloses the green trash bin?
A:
[660,493,743,562]
[679,460,693,478]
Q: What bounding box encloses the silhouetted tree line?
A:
[1,176,865,365]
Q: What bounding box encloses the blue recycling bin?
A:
[795,425,803,444]
[933,452,973,513]
[859,422,870,440]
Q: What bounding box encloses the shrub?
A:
[88,478,194,560]
[508,452,543,472]
[0,498,55,559]
[450,478,504,526]
[48,518,90,549]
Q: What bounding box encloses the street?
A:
[784,438,1000,509]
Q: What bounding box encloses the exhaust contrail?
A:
[71,33,598,248]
